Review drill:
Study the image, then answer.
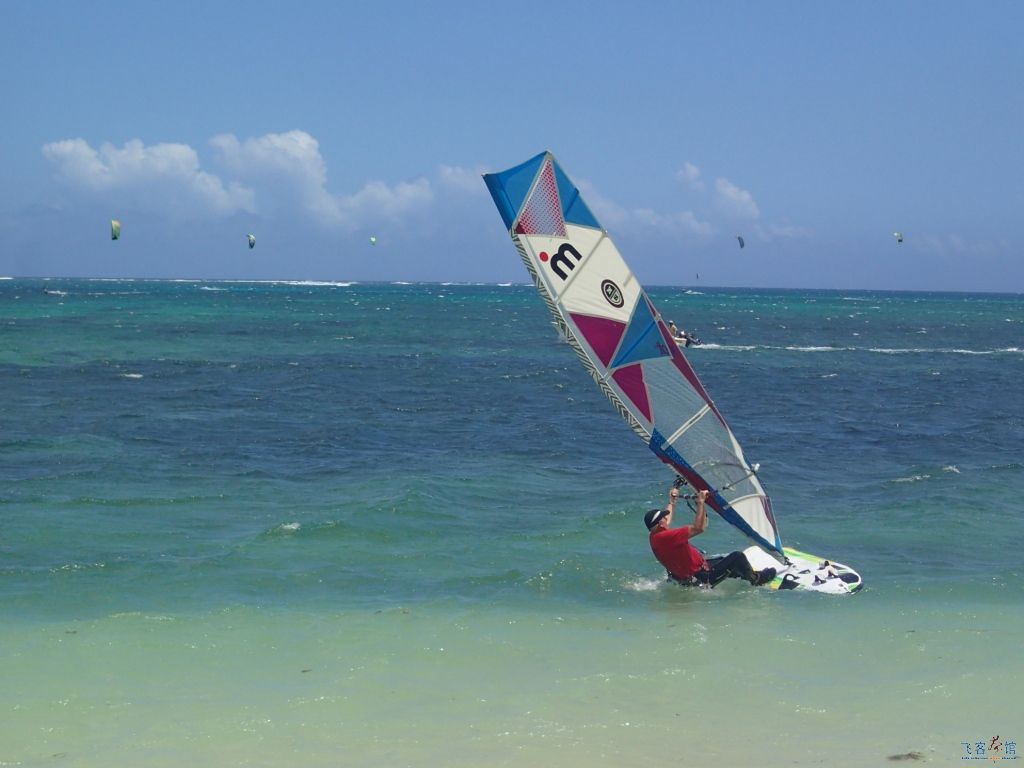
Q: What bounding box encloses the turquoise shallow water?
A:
[1,278,1022,766]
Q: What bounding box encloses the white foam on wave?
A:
[870,347,1022,355]
[196,279,357,288]
[785,345,847,352]
[623,576,664,592]
[278,280,355,287]
[892,474,931,484]
[702,343,755,351]
[688,344,1024,356]
[120,373,144,379]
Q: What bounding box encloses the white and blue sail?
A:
[484,151,782,555]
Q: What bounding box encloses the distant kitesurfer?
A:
[644,485,776,587]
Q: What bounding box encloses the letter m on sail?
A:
[550,243,583,280]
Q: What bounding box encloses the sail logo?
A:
[601,279,624,307]
[538,243,583,281]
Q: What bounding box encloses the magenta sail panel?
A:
[612,364,652,423]
[571,312,627,368]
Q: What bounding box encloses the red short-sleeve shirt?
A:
[649,526,707,579]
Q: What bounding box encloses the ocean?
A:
[1,277,1022,767]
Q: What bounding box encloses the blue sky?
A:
[2,1,1021,291]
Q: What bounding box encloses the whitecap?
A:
[892,474,931,484]
[623,576,663,592]
[120,373,144,379]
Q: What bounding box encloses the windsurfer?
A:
[668,320,701,348]
[644,485,776,587]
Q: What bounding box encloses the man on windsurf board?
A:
[645,485,776,587]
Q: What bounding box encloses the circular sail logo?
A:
[601,279,624,307]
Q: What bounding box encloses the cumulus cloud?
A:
[713,177,760,220]
[209,130,433,229]
[576,178,629,230]
[337,178,433,222]
[41,137,254,215]
[42,131,435,229]
[676,162,704,191]
[438,164,487,194]
[633,207,713,236]
[578,178,711,237]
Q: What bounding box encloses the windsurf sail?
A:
[484,152,782,555]
[111,219,121,240]
[247,233,256,249]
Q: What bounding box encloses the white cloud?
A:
[211,130,326,187]
[438,164,487,194]
[210,130,433,229]
[576,178,629,230]
[713,177,760,220]
[41,131,436,229]
[337,178,433,222]
[577,178,711,237]
[762,222,812,240]
[41,137,254,215]
[633,207,713,236]
[676,162,704,191]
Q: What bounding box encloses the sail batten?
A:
[661,404,711,447]
[485,152,783,555]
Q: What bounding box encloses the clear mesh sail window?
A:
[514,159,567,237]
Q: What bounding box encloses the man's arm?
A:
[664,486,678,526]
[690,489,709,536]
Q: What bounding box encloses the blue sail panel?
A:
[483,151,548,231]
[551,160,601,229]
[610,296,673,369]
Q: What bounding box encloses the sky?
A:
[2,0,1022,291]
